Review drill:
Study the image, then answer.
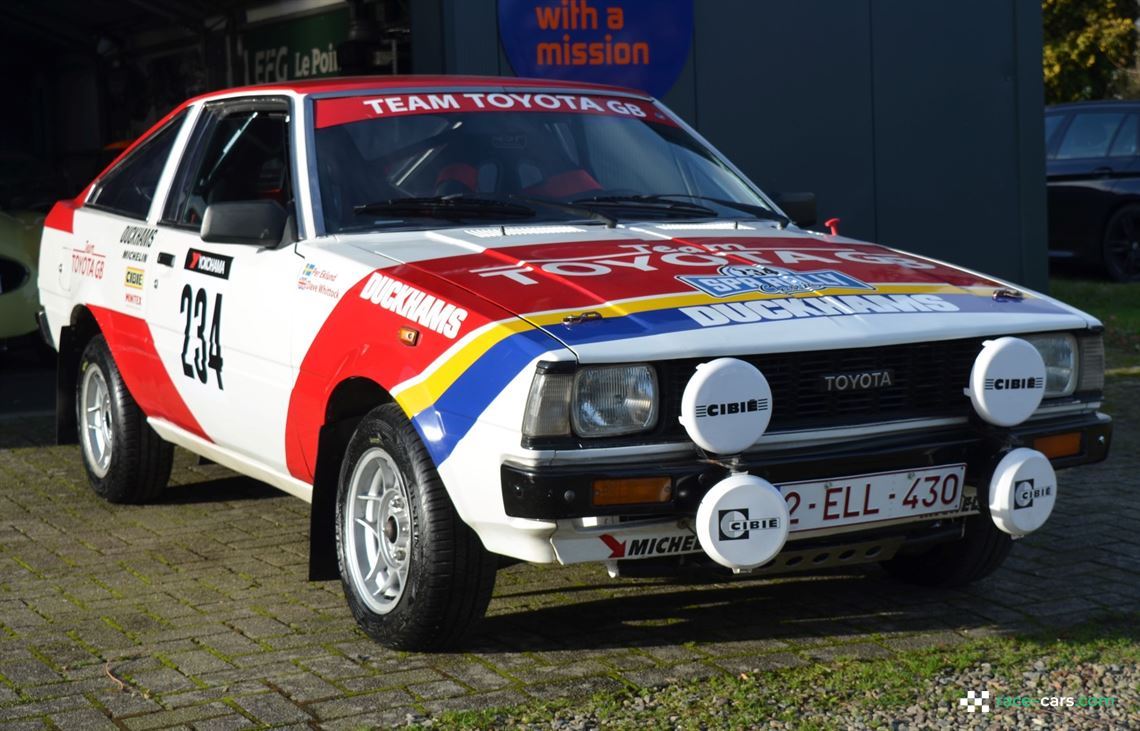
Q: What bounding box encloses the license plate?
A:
[778,464,967,533]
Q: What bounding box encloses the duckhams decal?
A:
[677,265,873,298]
[679,294,960,328]
[359,272,468,339]
[120,225,157,248]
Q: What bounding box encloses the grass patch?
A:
[429,614,1139,729]
[1050,277,1140,370]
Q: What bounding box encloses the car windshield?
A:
[312,91,777,233]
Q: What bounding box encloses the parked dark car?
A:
[1046,100,1140,281]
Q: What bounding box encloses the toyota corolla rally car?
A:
[37,76,1111,650]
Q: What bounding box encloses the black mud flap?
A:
[55,326,79,445]
[308,418,357,581]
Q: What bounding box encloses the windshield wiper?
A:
[571,194,717,220]
[507,194,617,228]
[648,193,790,227]
[354,195,536,221]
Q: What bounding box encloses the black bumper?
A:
[35,307,53,350]
[501,411,1112,520]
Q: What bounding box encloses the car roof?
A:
[1047,99,1140,113]
[187,74,650,104]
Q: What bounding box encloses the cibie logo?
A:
[677,265,873,298]
[1014,479,1052,510]
[717,508,780,541]
[694,397,768,418]
[984,376,1041,391]
[124,267,145,289]
[184,249,232,279]
[958,689,990,713]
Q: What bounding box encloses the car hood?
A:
[344,223,1095,361]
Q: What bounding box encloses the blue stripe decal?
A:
[412,329,554,465]
[412,292,1077,465]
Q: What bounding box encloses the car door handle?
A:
[157,252,175,267]
[1093,166,1114,176]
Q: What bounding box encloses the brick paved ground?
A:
[0,379,1136,729]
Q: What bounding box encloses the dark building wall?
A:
[410,0,1048,290]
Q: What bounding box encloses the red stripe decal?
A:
[44,200,77,234]
[88,306,209,441]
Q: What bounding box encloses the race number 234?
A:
[179,285,224,389]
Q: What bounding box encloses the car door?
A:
[1046,109,1134,257]
[148,97,302,474]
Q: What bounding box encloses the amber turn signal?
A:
[1033,432,1081,460]
[398,326,420,346]
[592,477,672,506]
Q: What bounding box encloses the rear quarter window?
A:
[87,111,187,219]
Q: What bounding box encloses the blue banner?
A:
[498,0,694,98]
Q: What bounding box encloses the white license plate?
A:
[778,464,967,533]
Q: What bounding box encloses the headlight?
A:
[1024,333,1077,398]
[571,365,658,437]
[522,364,659,440]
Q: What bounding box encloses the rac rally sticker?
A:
[359,272,468,339]
[677,265,873,298]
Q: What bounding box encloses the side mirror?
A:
[771,192,817,229]
[201,200,287,246]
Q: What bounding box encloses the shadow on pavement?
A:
[159,474,282,504]
[0,413,55,448]
[467,568,987,653]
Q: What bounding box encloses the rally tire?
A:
[1102,203,1140,282]
[880,514,1012,588]
[76,335,174,504]
[335,403,497,651]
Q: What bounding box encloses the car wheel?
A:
[335,403,497,651]
[77,335,174,503]
[1102,204,1140,282]
[880,515,1012,587]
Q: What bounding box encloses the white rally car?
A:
[37,77,1112,650]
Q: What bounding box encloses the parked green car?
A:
[0,209,44,340]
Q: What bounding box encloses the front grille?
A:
[652,337,986,440]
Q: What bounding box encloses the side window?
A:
[1044,114,1065,160]
[163,106,292,228]
[1055,112,1125,160]
[87,111,186,219]
[1109,114,1138,158]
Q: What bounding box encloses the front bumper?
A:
[501,411,1112,520]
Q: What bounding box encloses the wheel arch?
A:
[308,376,394,581]
[55,305,101,445]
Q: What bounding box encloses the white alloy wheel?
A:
[80,364,114,478]
[342,447,413,615]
